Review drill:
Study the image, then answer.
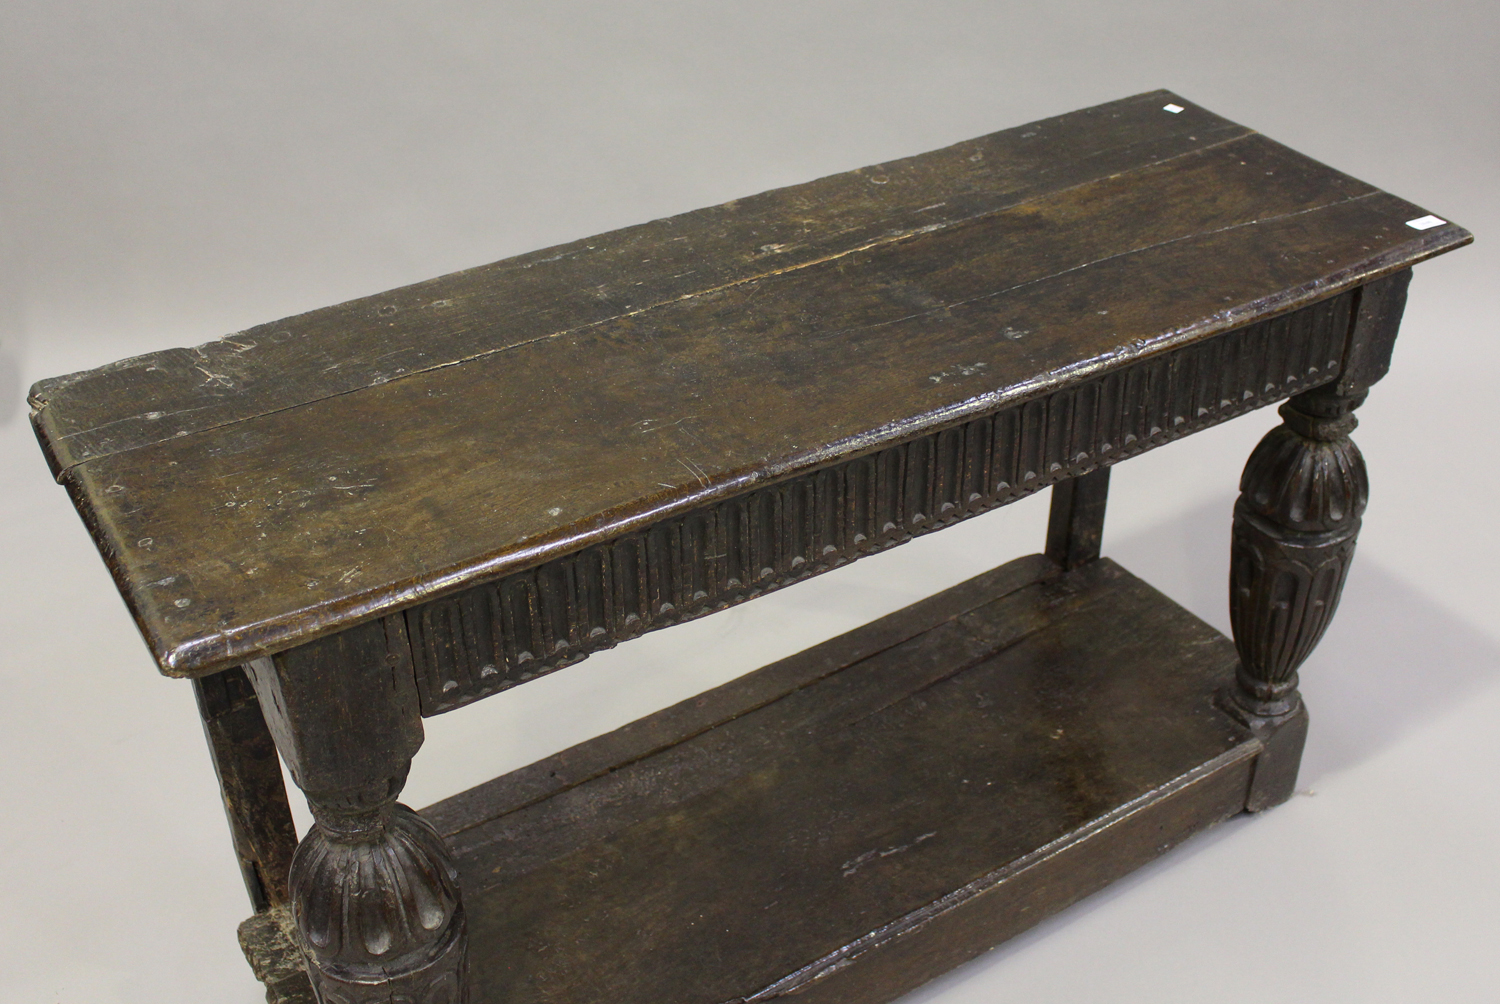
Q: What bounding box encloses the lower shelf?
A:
[244,554,1269,1004]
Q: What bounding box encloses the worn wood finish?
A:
[405,293,1353,714]
[1230,382,1367,723]
[1224,268,1410,809]
[31,92,1257,469]
[450,558,1256,1004]
[193,666,299,912]
[238,907,317,1004]
[238,554,1061,1004]
[28,92,1473,1004]
[29,91,1470,679]
[1046,467,1110,570]
[244,620,468,1004]
[247,555,1263,1004]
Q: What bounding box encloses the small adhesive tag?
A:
[1162,103,1184,114]
[1405,214,1446,230]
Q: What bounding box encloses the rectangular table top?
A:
[30,89,1470,677]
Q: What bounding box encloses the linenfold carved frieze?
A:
[406,292,1353,714]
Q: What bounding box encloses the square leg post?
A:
[1047,467,1111,570]
[193,665,299,912]
[246,618,468,1004]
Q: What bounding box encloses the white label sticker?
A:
[1162,103,1185,114]
[1405,215,1446,230]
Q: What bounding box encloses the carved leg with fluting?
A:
[1227,381,1368,809]
[246,619,468,1004]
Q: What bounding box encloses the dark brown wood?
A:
[1225,269,1410,809]
[28,93,1469,680]
[30,91,1258,471]
[235,555,1051,1004]
[1046,467,1111,570]
[1339,266,1412,396]
[428,553,1061,830]
[193,666,299,912]
[407,297,1355,715]
[775,753,1254,1004]
[26,92,1473,1004]
[1229,381,1367,722]
[248,554,1266,1004]
[245,620,468,1004]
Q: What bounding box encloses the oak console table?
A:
[31,91,1470,1004]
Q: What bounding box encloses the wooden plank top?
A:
[31,89,1471,677]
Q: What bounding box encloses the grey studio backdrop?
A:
[2,3,1496,1002]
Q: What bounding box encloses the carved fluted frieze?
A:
[407,292,1357,714]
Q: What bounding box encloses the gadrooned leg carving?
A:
[292,788,467,1004]
[245,619,468,1004]
[1228,383,1368,807]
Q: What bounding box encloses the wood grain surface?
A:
[417,555,1262,1004]
[29,89,1471,676]
[401,289,1355,716]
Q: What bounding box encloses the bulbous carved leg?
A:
[246,620,468,1004]
[1228,383,1368,809]
[291,790,467,1004]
